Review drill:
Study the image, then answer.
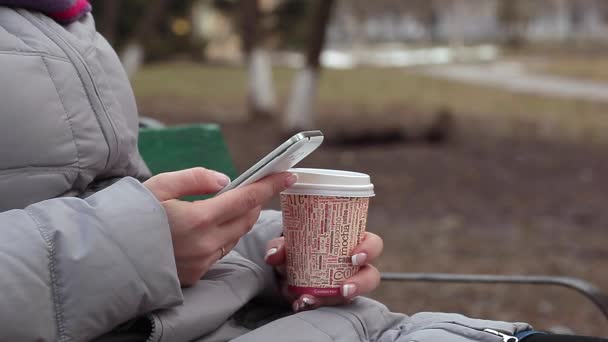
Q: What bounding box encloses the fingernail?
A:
[264,247,278,261]
[351,253,367,266]
[302,297,316,306]
[341,284,357,298]
[285,173,298,187]
[292,301,301,312]
[215,172,231,187]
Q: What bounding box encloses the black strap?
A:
[525,334,608,342]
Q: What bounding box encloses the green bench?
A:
[138,124,237,201]
[138,123,608,324]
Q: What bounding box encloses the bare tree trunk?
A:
[99,0,120,45]
[338,0,367,48]
[120,0,170,78]
[554,0,571,41]
[240,0,257,58]
[240,0,276,118]
[420,0,440,44]
[284,0,335,133]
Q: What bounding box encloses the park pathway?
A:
[421,62,608,103]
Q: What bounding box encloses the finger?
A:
[274,264,286,278]
[292,295,349,312]
[176,237,239,286]
[350,232,383,266]
[292,295,321,312]
[171,202,249,260]
[214,206,262,245]
[201,172,297,223]
[264,236,286,266]
[340,264,381,299]
[145,167,231,201]
[178,238,239,268]
[216,238,239,261]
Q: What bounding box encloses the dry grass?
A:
[532,56,608,82]
[132,62,608,144]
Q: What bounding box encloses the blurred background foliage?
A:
[93,0,313,62]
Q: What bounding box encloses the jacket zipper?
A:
[444,322,519,342]
[484,328,519,342]
[145,314,160,342]
[23,11,119,171]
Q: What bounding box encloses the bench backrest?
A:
[138,124,237,201]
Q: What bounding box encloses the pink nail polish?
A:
[341,284,357,298]
[302,297,315,306]
[215,172,231,187]
[264,247,278,261]
[351,253,367,266]
[285,174,298,187]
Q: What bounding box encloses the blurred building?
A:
[328,0,608,46]
[527,0,608,42]
[190,0,608,64]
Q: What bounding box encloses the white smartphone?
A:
[215,130,324,195]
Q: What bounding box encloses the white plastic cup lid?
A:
[281,168,375,197]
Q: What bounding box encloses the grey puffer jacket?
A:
[0,7,182,341]
[0,7,533,342]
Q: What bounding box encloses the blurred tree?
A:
[120,0,171,77]
[272,0,311,50]
[569,1,585,33]
[239,0,277,118]
[411,0,440,43]
[284,0,335,133]
[93,0,313,64]
[497,0,533,47]
[93,0,200,74]
[98,0,119,45]
[333,0,367,47]
[239,0,258,57]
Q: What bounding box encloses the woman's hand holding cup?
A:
[265,232,383,311]
[266,168,380,312]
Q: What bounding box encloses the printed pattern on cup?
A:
[281,194,369,296]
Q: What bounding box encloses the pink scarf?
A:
[0,0,91,24]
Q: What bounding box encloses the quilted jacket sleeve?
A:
[0,177,183,341]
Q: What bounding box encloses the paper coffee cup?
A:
[280,168,374,297]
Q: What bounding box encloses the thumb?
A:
[144,167,230,201]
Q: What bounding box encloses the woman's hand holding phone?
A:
[144,167,297,286]
[144,131,321,286]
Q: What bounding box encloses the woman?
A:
[0,1,604,341]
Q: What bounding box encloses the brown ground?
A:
[148,108,608,336]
